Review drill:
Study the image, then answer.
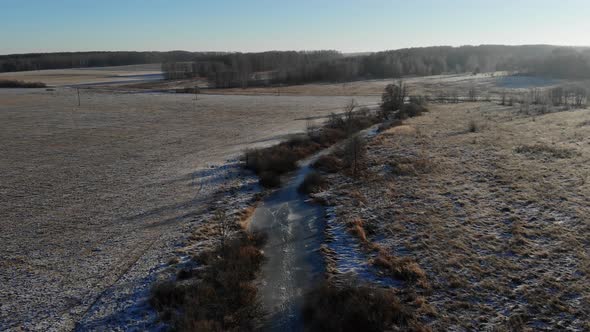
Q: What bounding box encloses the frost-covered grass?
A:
[317,102,590,330]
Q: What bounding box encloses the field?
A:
[0,86,376,330]
[2,66,588,330]
[319,102,590,330]
[203,72,565,97]
[0,64,162,86]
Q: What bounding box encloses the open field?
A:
[0,64,162,86]
[200,72,568,97]
[2,65,589,331]
[0,87,377,330]
[319,103,590,330]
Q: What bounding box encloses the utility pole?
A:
[77,88,81,107]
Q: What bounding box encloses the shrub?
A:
[259,171,281,188]
[381,81,407,119]
[312,154,343,173]
[378,119,404,132]
[315,127,347,146]
[343,135,367,177]
[243,101,380,186]
[151,233,266,331]
[303,281,423,332]
[245,145,299,175]
[150,281,186,314]
[400,103,428,118]
[298,171,326,194]
[0,80,46,88]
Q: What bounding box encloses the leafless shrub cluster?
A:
[303,281,426,332]
[151,231,267,331]
[245,100,380,187]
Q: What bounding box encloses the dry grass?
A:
[348,218,369,243]
[312,154,344,173]
[389,156,434,176]
[320,102,590,330]
[151,232,266,331]
[298,171,327,194]
[372,251,427,284]
[302,281,428,332]
[515,143,578,159]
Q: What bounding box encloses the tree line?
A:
[4,46,590,85]
[0,51,222,73]
[162,45,590,88]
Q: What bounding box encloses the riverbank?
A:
[314,102,590,330]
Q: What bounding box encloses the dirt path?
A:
[0,88,377,330]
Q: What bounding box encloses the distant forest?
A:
[163,46,590,88]
[0,51,221,72]
[3,46,590,87]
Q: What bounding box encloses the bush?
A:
[244,101,381,186]
[259,171,281,188]
[303,281,423,332]
[0,80,46,88]
[343,135,367,177]
[315,127,347,146]
[378,119,403,132]
[381,81,407,119]
[399,103,428,119]
[150,281,186,318]
[245,145,299,175]
[312,154,343,173]
[151,233,266,331]
[298,171,326,194]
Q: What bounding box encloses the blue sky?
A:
[1,0,589,54]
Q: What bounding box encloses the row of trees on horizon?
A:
[3,46,590,86]
[162,46,590,88]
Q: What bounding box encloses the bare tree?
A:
[344,99,358,136]
[550,87,564,106]
[345,134,366,178]
[380,80,407,119]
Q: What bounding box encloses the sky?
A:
[1,0,590,54]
